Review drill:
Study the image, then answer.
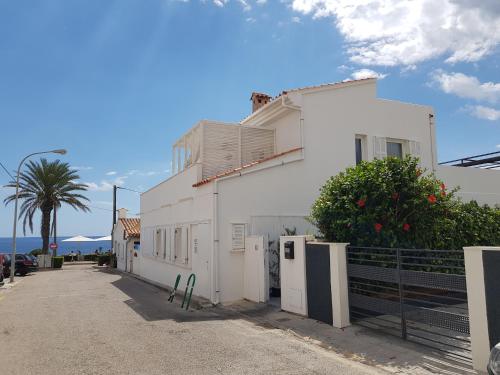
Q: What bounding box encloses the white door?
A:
[244,236,267,303]
[191,223,211,300]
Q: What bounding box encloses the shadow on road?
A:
[97,266,477,375]
[95,267,240,323]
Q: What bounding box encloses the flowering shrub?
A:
[310,156,500,249]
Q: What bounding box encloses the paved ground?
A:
[0,265,385,375]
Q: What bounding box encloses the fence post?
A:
[464,246,500,372]
[329,243,351,328]
[396,248,407,340]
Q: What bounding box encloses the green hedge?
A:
[52,257,64,269]
[83,254,99,262]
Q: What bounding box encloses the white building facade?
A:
[140,78,500,304]
[113,209,141,275]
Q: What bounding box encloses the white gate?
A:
[244,236,268,303]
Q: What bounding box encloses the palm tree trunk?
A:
[41,206,52,254]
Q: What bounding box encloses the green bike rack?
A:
[181,273,196,310]
[168,274,181,303]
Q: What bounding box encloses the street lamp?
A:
[10,149,67,283]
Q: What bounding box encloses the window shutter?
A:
[409,140,421,157]
[373,136,387,159]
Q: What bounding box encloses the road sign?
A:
[49,243,58,250]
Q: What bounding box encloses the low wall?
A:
[436,165,500,206]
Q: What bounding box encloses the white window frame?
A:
[355,134,367,165]
[386,138,408,159]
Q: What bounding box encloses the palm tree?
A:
[4,158,90,255]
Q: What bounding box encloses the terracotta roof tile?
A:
[193,147,303,187]
[119,218,140,238]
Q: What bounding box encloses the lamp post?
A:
[10,149,67,283]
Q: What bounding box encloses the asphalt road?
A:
[0,264,384,375]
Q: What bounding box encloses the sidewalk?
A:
[218,300,477,375]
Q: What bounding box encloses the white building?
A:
[140,78,500,305]
[112,208,141,275]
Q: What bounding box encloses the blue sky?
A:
[0,0,499,237]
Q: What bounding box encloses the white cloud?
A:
[246,17,256,23]
[213,0,229,7]
[105,171,117,176]
[291,16,301,23]
[85,176,127,192]
[70,166,93,171]
[237,0,251,11]
[350,68,387,80]
[127,170,139,176]
[432,71,500,103]
[497,144,500,148]
[290,0,500,66]
[466,105,500,121]
[256,0,267,4]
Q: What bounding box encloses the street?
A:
[0,265,383,375]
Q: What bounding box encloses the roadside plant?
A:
[310,156,470,249]
[4,158,90,255]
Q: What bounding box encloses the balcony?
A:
[172,120,276,179]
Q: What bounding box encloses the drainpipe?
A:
[429,113,436,172]
[209,152,304,305]
[212,180,220,304]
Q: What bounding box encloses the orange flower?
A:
[440,183,446,191]
[428,194,437,204]
[403,223,410,232]
[374,223,383,233]
[440,190,446,197]
[357,199,366,208]
[416,169,422,177]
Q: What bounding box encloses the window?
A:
[155,228,163,257]
[355,135,367,164]
[163,227,170,260]
[387,141,403,159]
[174,227,182,261]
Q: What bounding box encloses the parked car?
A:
[15,254,36,273]
[0,254,11,278]
[0,254,32,277]
[25,254,39,270]
[489,342,500,375]
[0,254,5,284]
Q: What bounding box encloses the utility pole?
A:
[110,185,117,266]
[53,206,57,257]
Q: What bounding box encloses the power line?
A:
[116,186,143,194]
[0,161,14,180]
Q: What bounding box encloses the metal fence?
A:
[346,246,471,362]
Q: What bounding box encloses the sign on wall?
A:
[232,224,245,250]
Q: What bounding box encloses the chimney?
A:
[117,208,128,219]
[251,92,272,113]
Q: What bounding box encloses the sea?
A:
[0,236,111,255]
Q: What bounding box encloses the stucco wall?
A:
[140,164,214,301]
[436,165,500,206]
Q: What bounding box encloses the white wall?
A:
[113,220,127,272]
[141,80,439,304]
[214,81,435,303]
[113,220,140,274]
[437,165,500,206]
[140,164,214,301]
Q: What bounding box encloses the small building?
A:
[139,78,500,305]
[112,208,141,275]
